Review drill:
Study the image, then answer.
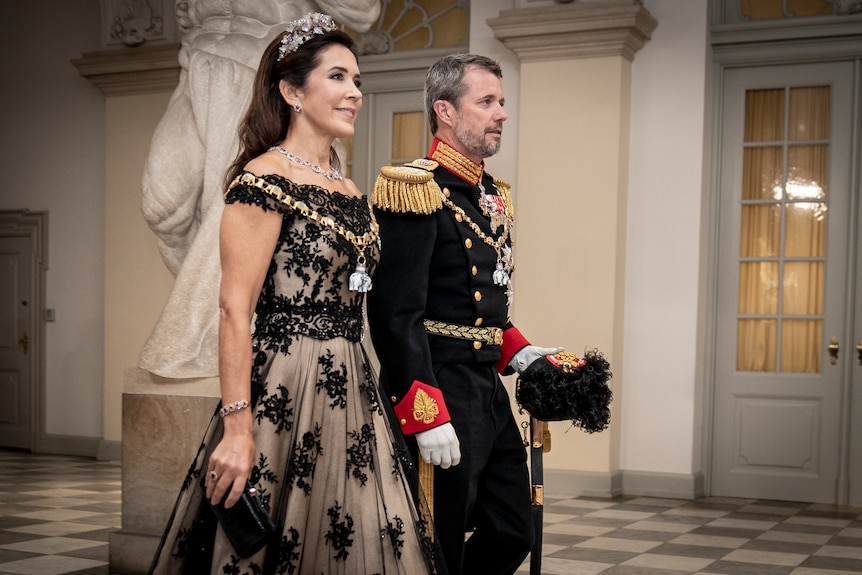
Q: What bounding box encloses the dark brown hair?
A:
[224,29,357,187]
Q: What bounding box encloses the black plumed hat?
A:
[516,349,613,433]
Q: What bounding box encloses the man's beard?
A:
[454,123,502,160]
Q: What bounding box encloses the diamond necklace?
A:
[268,146,344,182]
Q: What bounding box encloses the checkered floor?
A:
[0,450,859,575]
[517,495,862,575]
[0,451,120,575]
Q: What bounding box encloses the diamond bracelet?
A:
[219,399,249,418]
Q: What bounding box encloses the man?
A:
[367,53,559,575]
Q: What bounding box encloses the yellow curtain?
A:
[392,111,427,163]
[736,86,829,373]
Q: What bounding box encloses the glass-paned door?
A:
[712,62,855,503]
[737,86,829,374]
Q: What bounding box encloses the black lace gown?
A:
[149,173,441,575]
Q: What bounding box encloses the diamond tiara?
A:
[277,12,338,61]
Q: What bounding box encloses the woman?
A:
[149,13,442,575]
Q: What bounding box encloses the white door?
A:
[712,61,858,503]
[0,235,35,450]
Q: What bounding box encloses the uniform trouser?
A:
[430,361,533,575]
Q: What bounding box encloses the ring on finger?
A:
[209,470,219,481]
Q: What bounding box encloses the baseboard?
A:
[622,469,705,500]
[28,434,121,461]
[545,469,623,498]
[545,468,704,500]
[35,433,101,458]
[97,439,122,461]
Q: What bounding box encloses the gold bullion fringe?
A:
[372,166,443,215]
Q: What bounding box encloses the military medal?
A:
[479,182,512,286]
[478,185,508,233]
[496,244,513,287]
[493,262,509,286]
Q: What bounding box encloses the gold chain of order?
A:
[229,173,379,258]
[440,193,510,252]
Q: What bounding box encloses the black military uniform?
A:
[367,139,534,575]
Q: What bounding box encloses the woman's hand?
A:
[205,421,255,509]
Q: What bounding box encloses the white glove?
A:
[415,422,461,469]
[509,346,564,374]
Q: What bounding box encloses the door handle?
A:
[19,332,29,354]
[857,340,862,366]
[827,336,839,365]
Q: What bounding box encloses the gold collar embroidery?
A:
[429,140,484,186]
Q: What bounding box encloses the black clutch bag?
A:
[200,477,276,558]
[516,349,613,433]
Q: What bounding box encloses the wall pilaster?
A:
[487,0,655,492]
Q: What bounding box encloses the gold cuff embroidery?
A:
[413,388,440,424]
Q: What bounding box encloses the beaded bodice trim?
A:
[225,173,378,347]
[228,173,379,260]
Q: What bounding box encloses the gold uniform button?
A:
[391,396,397,403]
[400,418,407,426]
[471,265,478,276]
[465,238,473,249]
[475,318,483,326]
[473,341,483,350]
[474,291,482,301]
[444,188,451,198]
[455,212,463,222]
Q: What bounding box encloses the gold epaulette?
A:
[494,178,515,217]
[371,160,442,215]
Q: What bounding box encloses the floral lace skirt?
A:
[148,335,441,575]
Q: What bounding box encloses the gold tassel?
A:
[372,166,443,215]
[419,458,435,539]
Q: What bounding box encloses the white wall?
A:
[0,1,105,440]
[622,0,710,474]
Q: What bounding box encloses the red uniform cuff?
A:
[498,326,531,374]
[392,380,451,435]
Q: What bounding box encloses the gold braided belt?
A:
[423,319,503,346]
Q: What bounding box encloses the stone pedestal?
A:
[108,368,218,575]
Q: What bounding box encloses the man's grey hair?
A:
[424,53,503,135]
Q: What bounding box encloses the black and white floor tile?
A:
[0,450,859,575]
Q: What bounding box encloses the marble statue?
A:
[139,0,381,378]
